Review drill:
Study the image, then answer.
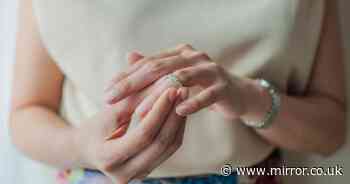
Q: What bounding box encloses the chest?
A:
[33,0,299,104]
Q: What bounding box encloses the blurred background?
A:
[1,0,349,183]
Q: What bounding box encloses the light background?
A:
[0,0,349,183]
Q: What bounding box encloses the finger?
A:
[127,44,195,77]
[176,84,225,116]
[104,52,145,92]
[139,88,188,173]
[104,88,178,169]
[105,122,130,140]
[127,51,144,65]
[134,43,194,66]
[98,100,135,138]
[104,44,196,101]
[142,119,187,178]
[104,55,185,104]
[137,82,189,120]
[148,43,195,59]
[105,51,210,104]
[120,49,181,81]
[134,75,180,119]
[102,96,139,139]
[133,121,187,180]
[121,89,188,179]
[134,81,168,119]
[103,81,174,140]
[104,44,192,93]
[173,62,223,87]
[105,83,162,140]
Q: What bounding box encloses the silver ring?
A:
[165,73,183,87]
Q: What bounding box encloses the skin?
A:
[104,0,346,156]
[10,1,189,183]
[9,0,346,183]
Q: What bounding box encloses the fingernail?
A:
[126,51,134,61]
[126,51,143,61]
[105,123,129,140]
[176,104,188,117]
[168,88,179,102]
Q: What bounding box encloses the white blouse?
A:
[32,0,325,180]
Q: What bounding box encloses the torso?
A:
[32,0,325,178]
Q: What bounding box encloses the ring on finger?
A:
[164,73,183,87]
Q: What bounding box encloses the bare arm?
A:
[248,0,346,156]
[9,0,81,169]
[10,3,189,182]
[102,1,346,157]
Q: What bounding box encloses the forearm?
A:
[9,105,86,169]
[241,79,346,156]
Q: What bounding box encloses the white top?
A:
[32,0,325,180]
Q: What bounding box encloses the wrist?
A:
[71,127,96,169]
[239,78,272,124]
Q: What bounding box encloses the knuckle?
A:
[174,69,190,82]
[175,139,183,149]
[98,151,127,171]
[207,62,219,69]
[156,133,173,148]
[99,161,115,172]
[144,61,156,69]
[178,53,189,62]
[112,71,127,82]
[114,176,129,184]
[219,80,230,90]
[171,137,184,151]
[134,171,151,180]
[147,61,165,73]
[143,171,152,177]
[190,98,202,110]
[145,56,157,61]
[216,83,230,98]
[119,80,132,93]
[206,88,217,99]
[194,51,210,61]
[98,155,115,171]
[140,129,156,145]
[175,69,189,77]
[207,62,223,74]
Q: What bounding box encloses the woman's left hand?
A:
[105,44,257,120]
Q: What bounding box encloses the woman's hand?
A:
[74,87,188,183]
[103,52,186,135]
[105,44,258,120]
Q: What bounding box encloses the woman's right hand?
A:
[73,87,188,183]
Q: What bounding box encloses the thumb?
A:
[127,51,144,65]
